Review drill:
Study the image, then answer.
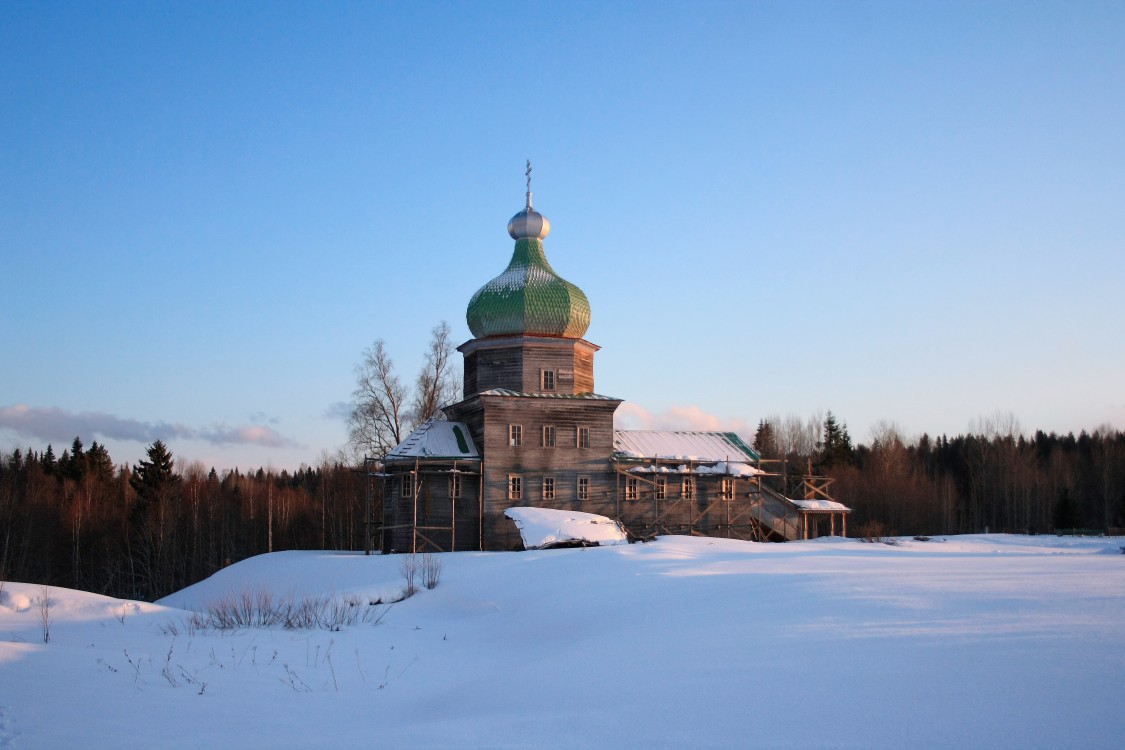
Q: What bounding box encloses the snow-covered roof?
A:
[504,507,628,549]
[613,430,760,465]
[385,418,480,461]
[625,460,761,477]
[792,498,851,512]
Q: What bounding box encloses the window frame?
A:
[682,476,695,499]
[542,424,557,448]
[720,477,733,500]
[541,369,556,392]
[508,474,523,501]
[577,476,590,501]
[577,426,591,449]
[449,472,462,499]
[509,424,523,447]
[542,476,556,501]
[401,474,413,498]
[625,476,639,501]
[655,476,666,500]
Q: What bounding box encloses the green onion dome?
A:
[466,205,591,339]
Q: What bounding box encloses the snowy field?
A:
[2,534,1124,749]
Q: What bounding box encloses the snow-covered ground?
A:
[2,534,1124,749]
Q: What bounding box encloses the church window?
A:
[577,426,591,449]
[625,477,639,501]
[577,476,590,501]
[508,475,522,501]
[655,477,666,500]
[541,369,555,391]
[542,425,556,447]
[542,476,555,501]
[720,477,733,499]
[450,473,462,499]
[509,424,523,447]
[401,474,413,498]
[682,477,695,499]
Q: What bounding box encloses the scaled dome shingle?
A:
[466,206,591,339]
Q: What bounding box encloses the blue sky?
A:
[2,0,1123,470]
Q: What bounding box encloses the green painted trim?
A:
[451,425,470,454]
[722,432,761,461]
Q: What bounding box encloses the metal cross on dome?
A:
[525,159,533,209]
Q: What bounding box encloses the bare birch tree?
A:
[348,322,462,459]
[349,340,410,458]
[412,321,461,425]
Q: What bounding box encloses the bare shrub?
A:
[421,552,441,590]
[38,585,51,644]
[401,554,418,598]
[858,520,891,544]
[176,588,389,633]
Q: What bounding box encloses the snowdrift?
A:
[504,506,629,549]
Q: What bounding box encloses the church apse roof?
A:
[385,418,480,461]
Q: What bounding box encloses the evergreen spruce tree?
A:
[60,436,87,482]
[753,419,779,459]
[86,441,114,482]
[130,440,178,510]
[820,411,855,468]
[41,444,56,475]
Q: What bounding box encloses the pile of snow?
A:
[791,497,851,511]
[504,506,628,549]
[2,533,1124,748]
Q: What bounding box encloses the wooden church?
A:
[381,176,849,552]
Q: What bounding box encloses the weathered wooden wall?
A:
[460,335,598,396]
[447,390,621,549]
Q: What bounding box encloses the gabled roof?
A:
[613,430,760,463]
[386,418,480,461]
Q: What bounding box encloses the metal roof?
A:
[385,418,480,461]
[613,430,760,463]
[478,388,621,401]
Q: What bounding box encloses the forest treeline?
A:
[0,438,370,601]
[2,414,1124,601]
[753,412,1125,539]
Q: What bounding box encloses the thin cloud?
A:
[617,402,750,434]
[323,401,352,421]
[0,404,300,449]
[197,425,300,449]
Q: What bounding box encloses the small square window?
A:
[577,476,590,501]
[542,425,556,448]
[509,424,523,447]
[542,476,555,501]
[577,426,591,449]
[508,475,522,501]
[450,473,462,499]
[541,369,555,391]
[625,477,639,501]
[655,477,666,500]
